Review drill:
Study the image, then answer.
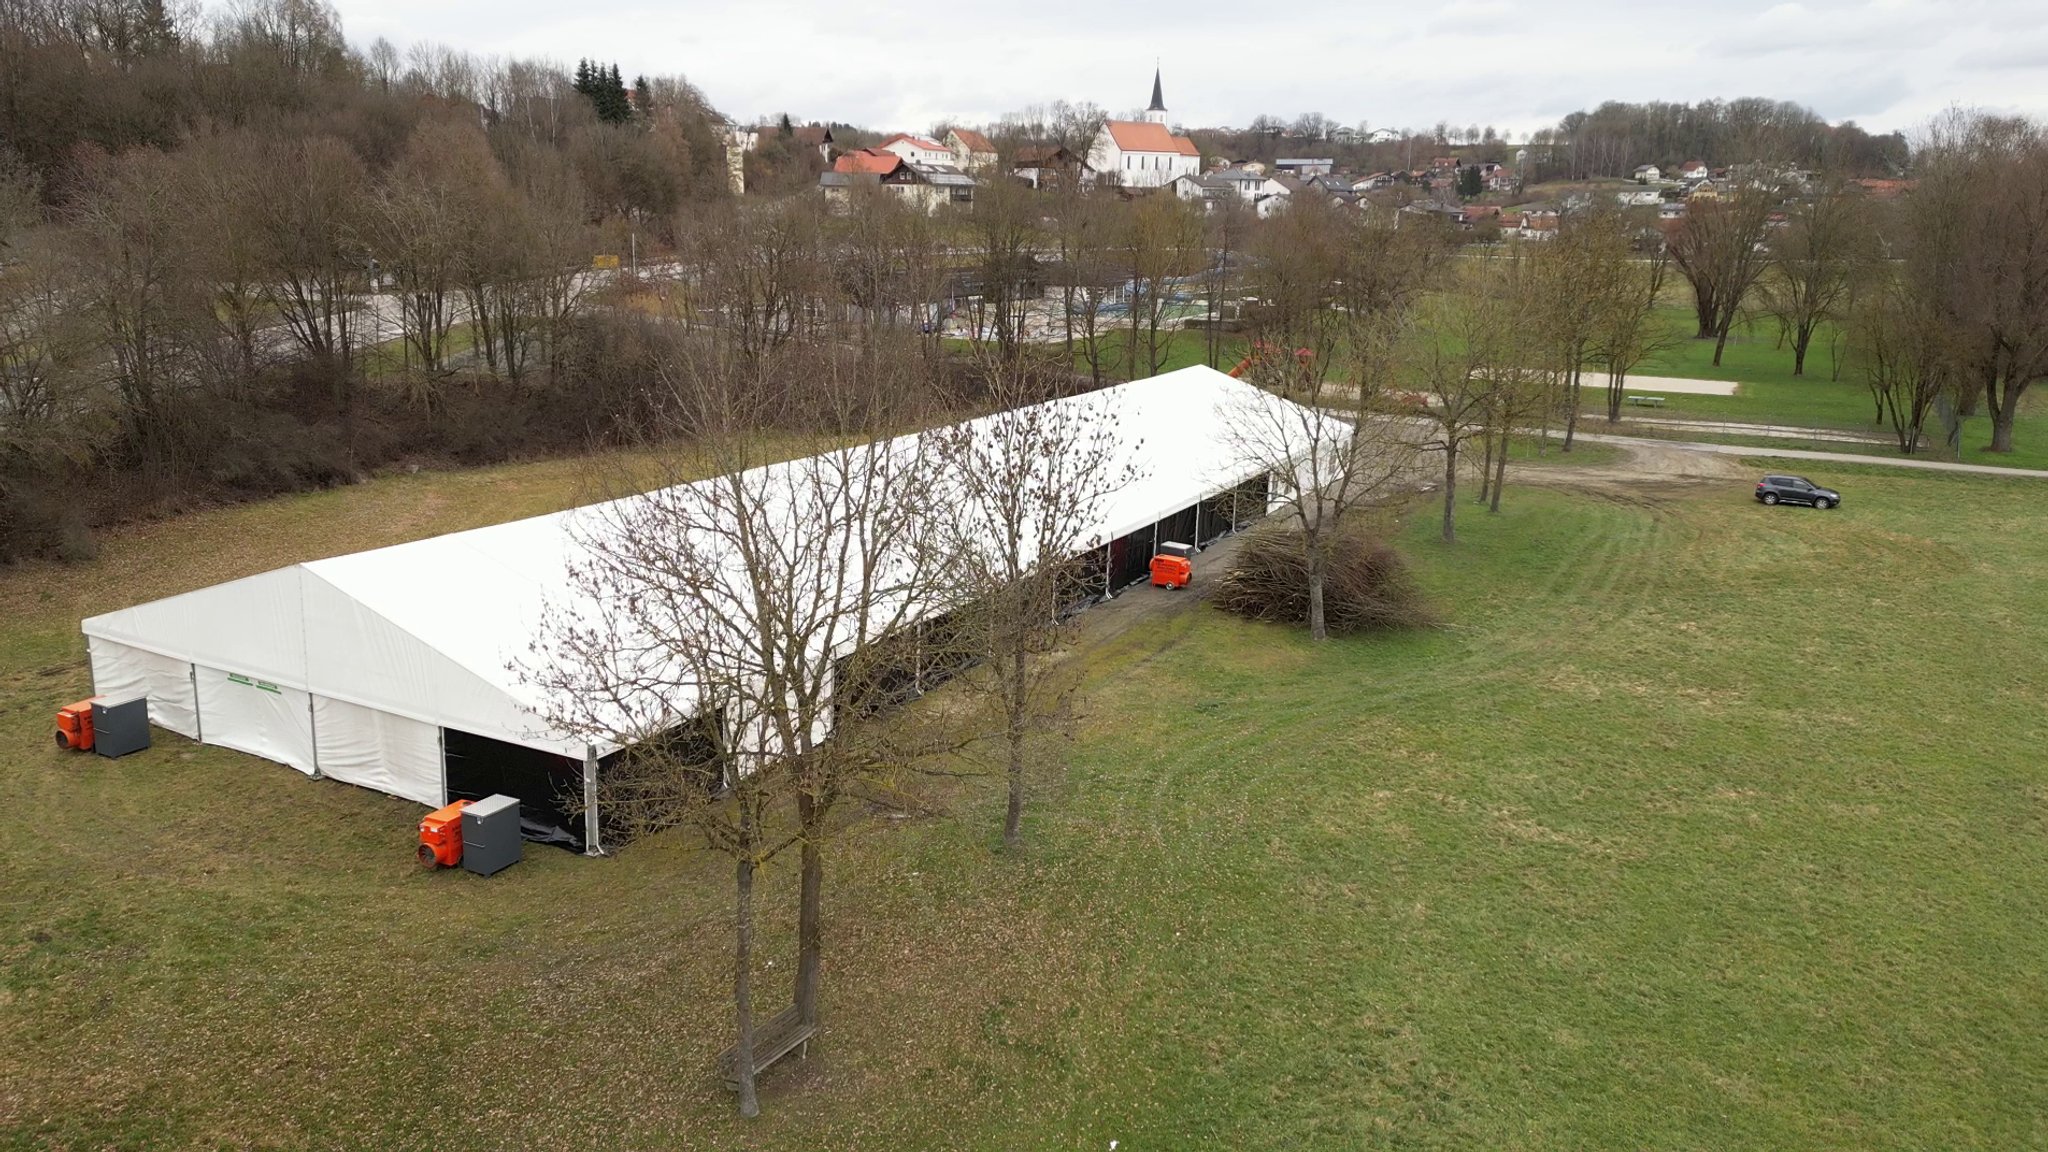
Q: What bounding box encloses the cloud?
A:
[326,0,2048,134]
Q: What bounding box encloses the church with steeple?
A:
[1087,66,1201,188]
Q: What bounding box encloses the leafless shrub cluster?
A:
[1214,523,1433,634]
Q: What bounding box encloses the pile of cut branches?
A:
[1214,524,1434,634]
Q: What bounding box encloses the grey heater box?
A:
[92,696,151,759]
[461,794,522,876]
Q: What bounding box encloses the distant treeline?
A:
[1187,100,1906,181]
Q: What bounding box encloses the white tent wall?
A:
[86,638,199,740]
[195,666,317,775]
[312,695,443,807]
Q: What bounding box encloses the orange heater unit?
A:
[55,698,99,751]
[1150,541,1194,590]
[418,799,471,868]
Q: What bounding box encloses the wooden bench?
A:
[719,1004,817,1090]
[1625,395,1667,407]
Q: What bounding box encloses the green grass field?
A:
[4,453,2045,1148]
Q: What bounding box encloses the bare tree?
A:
[67,146,196,479]
[956,174,1040,366]
[252,134,368,410]
[1047,186,1123,388]
[1531,204,1632,449]
[1228,197,1430,638]
[1123,192,1205,379]
[1908,111,2048,454]
[529,335,947,1117]
[1591,235,1677,423]
[1847,275,1959,454]
[933,362,1140,847]
[1757,175,1873,376]
[1410,270,1514,543]
[1667,184,1778,365]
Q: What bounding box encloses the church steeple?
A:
[1145,65,1167,125]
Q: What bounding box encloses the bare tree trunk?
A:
[733,854,760,1119]
[1712,316,1734,366]
[1003,641,1027,850]
[1441,438,1458,543]
[1563,363,1581,450]
[1990,379,2021,453]
[795,792,823,1028]
[1307,544,1327,641]
[1490,431,1509,513]
[1478,424,1495,504]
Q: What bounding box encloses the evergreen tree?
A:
[634,75,653,118]
[573,59,593,96]
[1458,165,1482,198]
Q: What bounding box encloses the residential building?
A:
[876,133,953,167]
[945,127,998,173]
[1012,145,1091,188]
[1633,164,1662,182]
[1678,160,1710,180]
[824,149,976,213]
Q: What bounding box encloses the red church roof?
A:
[1103,120,1200,157]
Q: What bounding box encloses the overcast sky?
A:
[328,0,2048,137]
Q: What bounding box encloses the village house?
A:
[876,133,953,167]
[1087,69,1200,189]
[822,148,976,213]
[1678,160,1710,180]
[1633,164,1662,182]
[1011,145,1091,188]
[1167,172,1235,211]
[944,127,998,173]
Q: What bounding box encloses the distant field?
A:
[4,454,2043,1147]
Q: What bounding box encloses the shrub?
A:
[1214,524,1434,633]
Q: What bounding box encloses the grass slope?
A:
[3,459,2044,1148]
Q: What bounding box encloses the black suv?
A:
[1754,474,1841,509]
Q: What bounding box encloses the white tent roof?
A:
[82,365,1317,758]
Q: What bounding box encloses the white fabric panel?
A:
[298,570,581,758]
[87,637,198,740]
[312,695,442,806]
[195,665,316,775]
[81,568,306,688]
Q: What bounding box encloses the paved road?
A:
[1575,432,2048,479]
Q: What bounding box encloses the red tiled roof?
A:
[1103,120,1200,157]
[949,128,994,154]
[878,133,946,153]
[834,148,902,176]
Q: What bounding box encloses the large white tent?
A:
[81,365,1332,852]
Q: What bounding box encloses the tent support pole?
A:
[583,745,603,857]
[190,663,203,744]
